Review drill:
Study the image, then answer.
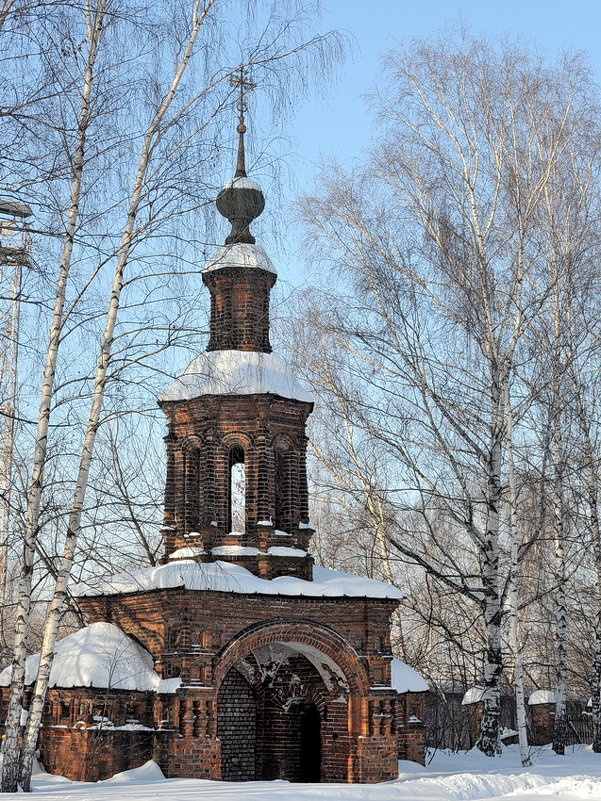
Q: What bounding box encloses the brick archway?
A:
[213,619,370,697]
[214,620,370,783]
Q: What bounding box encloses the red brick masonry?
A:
[0,588,426,781]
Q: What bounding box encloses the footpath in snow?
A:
[2,744,601,800]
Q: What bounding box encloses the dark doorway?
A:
[298,701,322,782]
[255,697,322,782]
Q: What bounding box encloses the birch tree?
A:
[524,73,601,750]
[0,0,341,789]
[297,32,601,756]
[1,1,111,790]
[16,2,212,785]
[505,388,531,766]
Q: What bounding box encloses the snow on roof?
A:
[267,546,308,557]
[156,677,182,693]
[168,547,206,559]
[73,561,403,601]
[528,690,557,705]
[158,349,313,404]
[0,623,173,692]
[203,243,275,274]
[211,545,260,556]
[221,176,263,192]
[390,658,428,693]
[462,686,491,705]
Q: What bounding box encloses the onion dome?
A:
[216,91,264,245]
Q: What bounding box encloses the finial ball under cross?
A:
[216,64,264,243]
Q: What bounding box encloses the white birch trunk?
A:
[476,371,504,757]
[552,520,568,755]
[583,447,601,751]
[574,383,601,752]
[566,328,601,752]
[17,1,211,789]
[0,2,106,790]
[591,558,601,752]
[505,389,531,766]
[550,284,567,757]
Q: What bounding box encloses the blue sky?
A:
[289,0,601,175]
[266,0,601,287]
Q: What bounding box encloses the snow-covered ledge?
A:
[73,562,403,601]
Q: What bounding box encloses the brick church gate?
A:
[0,99,426,783]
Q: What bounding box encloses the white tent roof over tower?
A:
[158,349,313,404]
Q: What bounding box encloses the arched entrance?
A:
[214,622,371,783]
[217,644,331,782]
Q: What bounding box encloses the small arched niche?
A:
[274,438,293,533]
[183,443,202,535]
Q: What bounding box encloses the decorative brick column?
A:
[529,701,556,745]
[396,691,427,764]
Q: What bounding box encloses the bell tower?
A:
[18,70,421,790]
[158,73,314,579]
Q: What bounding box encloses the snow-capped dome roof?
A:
[0,622,177,692]
[203,242,276,274]
[158,349,313,403]
[221,175,263,192]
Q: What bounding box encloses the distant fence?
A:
[426,690,593,751]
[565,714,593,746]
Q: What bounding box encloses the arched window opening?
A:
[229,445,245,534]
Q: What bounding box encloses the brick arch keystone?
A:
[180,434,203,452]
[219,431,254,451]
[213,619,370,696]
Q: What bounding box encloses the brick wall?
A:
[396,691,426,764]
[38,728,156,782]
[217,667,256,780]
[1,660,423,781]
[71,592,409,781]
[529,702,555,745]
[79,590,397,690]
[203,267,276,353]
[159,393,314,578]
[0,686,159,782]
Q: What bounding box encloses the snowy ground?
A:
[2,745,601,800]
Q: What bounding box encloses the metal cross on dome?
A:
[229,66,256,133]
